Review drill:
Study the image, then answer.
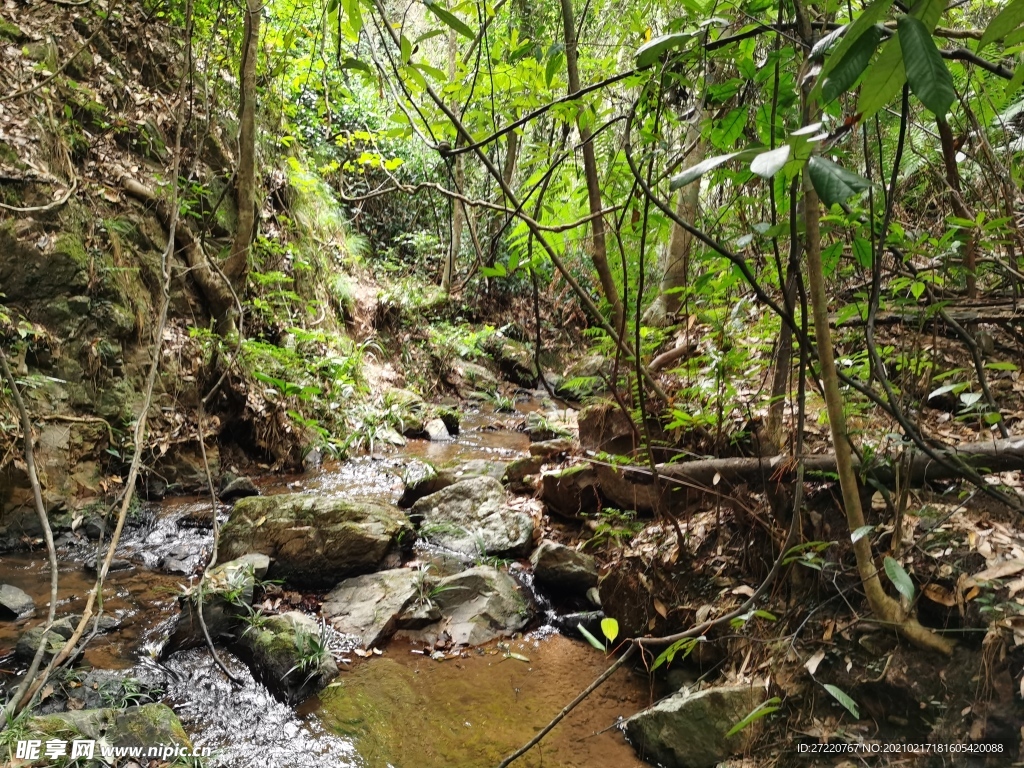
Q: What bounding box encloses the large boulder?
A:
[235,611,339,704]
[410,476,533,558]
[163,554,269,655]
[0,584,34,619]
[539,464,600,518]
[530,541,598,595]
[481,334,537,387]
[396,566,532,647]
[322,568,422,648]
[26,704,191,755]
[220,494,413,588]
[625,684,766,768]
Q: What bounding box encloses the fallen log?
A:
[595,436,1024,508]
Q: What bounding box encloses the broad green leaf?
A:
[342,0,362,42]
[808,156,870,208]
[858,0,947,117]
[980,0,1024,49]
[818,0,893,82]
[750,145,790,178]
[884,556,916,601]
[823,684,860,718]
[545,51,564,88]
[577,623,606,652]
[822,25,883,103]
[711,107,748,149]
[423,0,474,39]
[601,617,619,643]
[340,57,373,75]
[851,525,874,543]
[636,32,693,69]
[1006,61,1024,98]
[670,152,741,189]
[725,697,782,738]
[899,16,955,115]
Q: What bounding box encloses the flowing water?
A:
[0,400,652,767]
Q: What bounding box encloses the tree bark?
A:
[224,0,259,284]
[643,117,706,327]
[559,0,624,334]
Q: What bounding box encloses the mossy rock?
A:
[24,704,191,757]
[234,611,338,703]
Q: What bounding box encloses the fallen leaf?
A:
[805,649,826,676]
[974,560,1024,582]
[922,583,956,607]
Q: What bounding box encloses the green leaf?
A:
[884,556,916,601]
[823,684,860,719]
[818,0,893,83]
[899,15,955,115]
[750,145,790,178]
[810,23,848,61]
[857,0,947,117]
[577,623,606,652]
[851,525,874,543]
[636,32,693,69]
[601,617,619,643]
[545,50,564,88]
[1005,60,1024,98]
[711,107,749,148]
[670,152,740,189]
[725,697,782,738]
[808,156,870,208]
[423,0,474,39]
[980,0,1024,49]
[340,57,373,75]
[480,264,507,278]
[342,0,362,42]
[821,25,883,103]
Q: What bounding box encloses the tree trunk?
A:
[937,118,977,301]
[224,0,259,285]
[643,117,706,327]
[558,0,624,334]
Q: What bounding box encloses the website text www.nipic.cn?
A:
[15,739,213,761]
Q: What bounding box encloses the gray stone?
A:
[530,540,598,594]
[235,611,338,703]
[219,475,260,502]
[482,334,537,387]
[16,615,82,662]
[24,704,191,752]
[411,476,533,558]
[0,584,34,619]
[625,684,766,768]
[539,464,600,518]
[503,455,545,492]
[220,493,413,588]
[322,568,422,648]
[529,438,573,459]
[425,418,451,442]
[397,566,532,647]
[398,460,449,507]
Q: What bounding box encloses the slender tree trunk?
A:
[558,0,624,333]
[643,117,706,327]
[441,28,461,294]
[224,0,259,284]
[936,118,977,301]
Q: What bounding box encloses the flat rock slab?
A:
[323,568,422,648]
[411,476,533,558]
[625,683,765,768]
[398,565,532,647]
[220,493,413,588]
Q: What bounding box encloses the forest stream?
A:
[0,400,650,768]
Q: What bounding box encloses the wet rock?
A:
[26,704,191,753]
[150,443,220,494]
[524,411,569,442]
[84,556,133,573]
[625,683,765,768]
[482,334,537,387]
[503,455,545,493]
[163,554,268,654]
[219,475,260,502]
[322,568,423,648]
[539,464,600,518]
[432,406,461,436]
[529,438,573,460]
[378,427,407,447]
[411,476,533,558]
[578,402,636,454]
[384,387,427,436]
[530,541,598,595]
[0,584,34,619]
[235,611,338,703]
[450,458,507,482]
[17,616,74,662]
[425,418,451,442]
[398,460,448,508]
[220,494,412,588]
[452,358,501,396]
[549,610,605,639]
[302,446,323,472]
[396,566,531,647]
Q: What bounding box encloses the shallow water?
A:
[0,397,650,768]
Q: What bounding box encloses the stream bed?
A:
[0,400,652,768]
